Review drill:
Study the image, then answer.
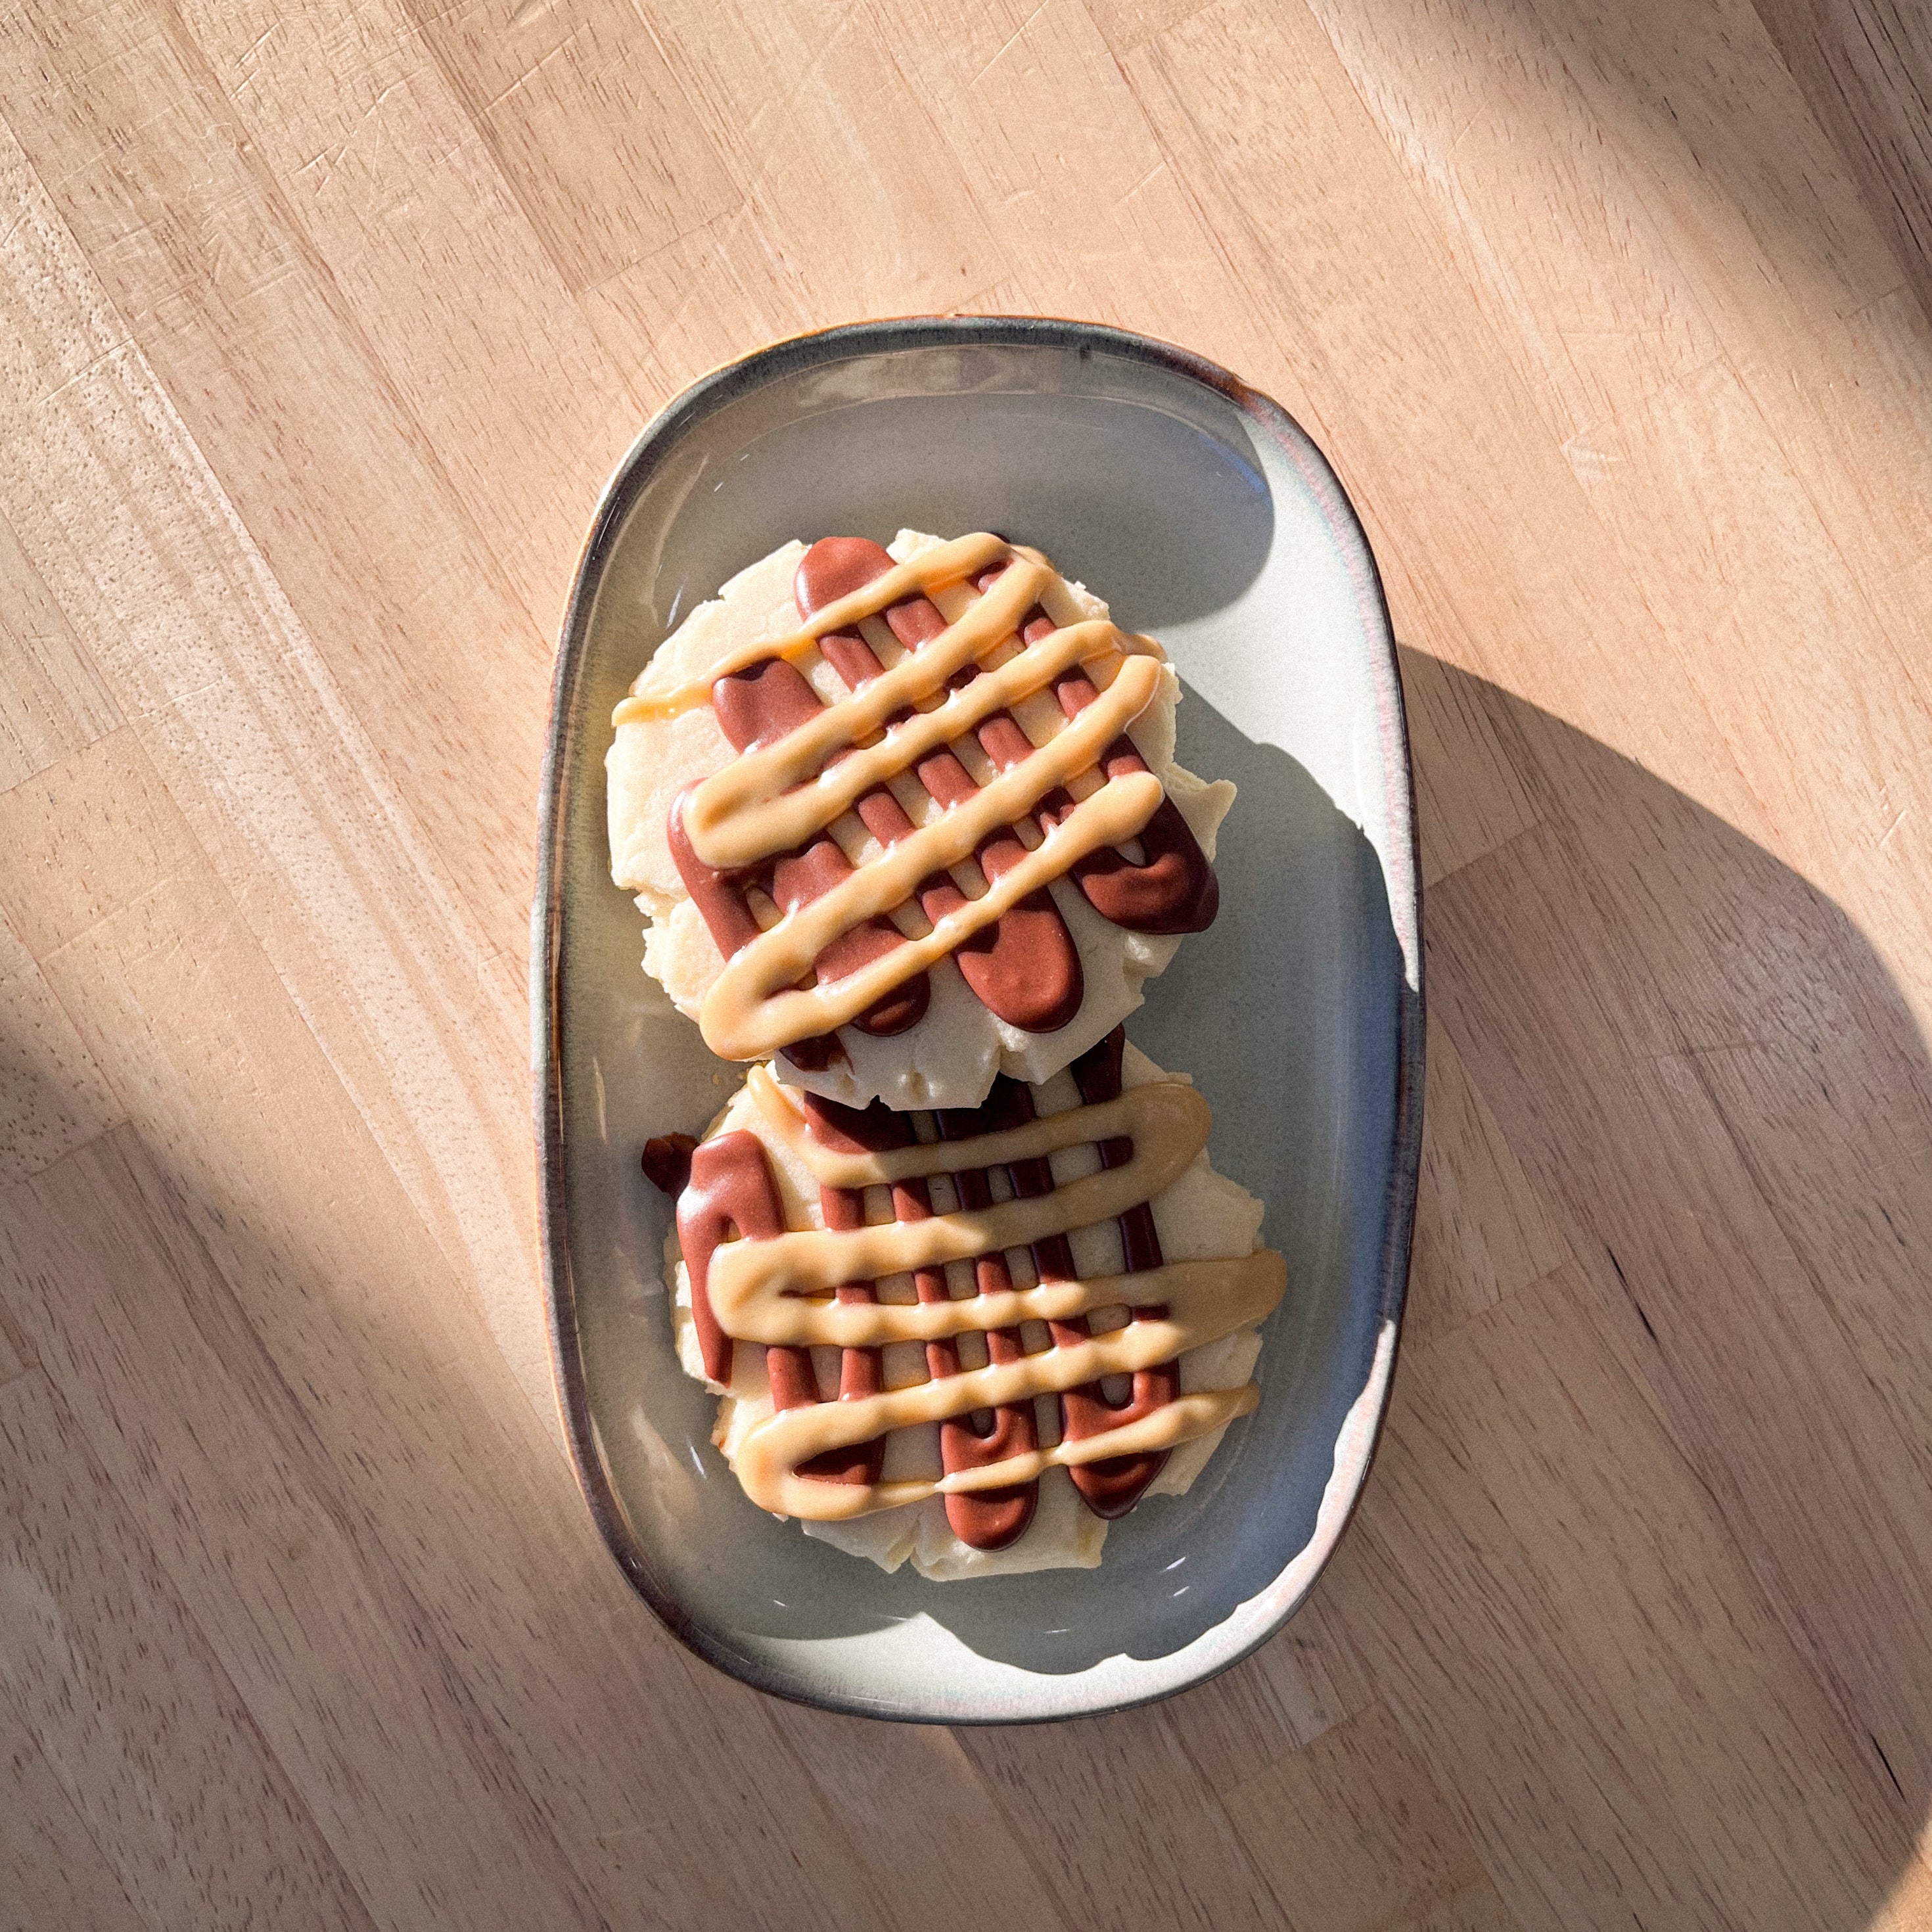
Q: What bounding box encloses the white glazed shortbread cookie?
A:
[607,532,1235,1111]
[662,1038,1281,1581]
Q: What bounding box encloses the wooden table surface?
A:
[3,0,1931,1926]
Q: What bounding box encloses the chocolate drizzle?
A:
[671,651,931,1046]
[949,1031,1173,1519]
[641,1133,698,1196]
[974,564,1220,937]
[802,1090,1039,1550]
[643,534,1219,1061]
[1059,1029,1178,1513]
[795,538,1084,1036]
[676,1131,783,1386]
[668,1027,1250,1551]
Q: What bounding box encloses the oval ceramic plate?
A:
[535,317,1422,1723]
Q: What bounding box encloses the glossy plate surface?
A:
[534,317,1422,1722]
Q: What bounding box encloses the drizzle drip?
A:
[641,1133,698,1196]
[618,536,1219,1061]
[672,1029,1285,1544]
[676,1131,781,1391]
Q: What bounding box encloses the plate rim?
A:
[532,313,1425,1724]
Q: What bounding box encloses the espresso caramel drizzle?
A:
[672,1032,1285,1544]
[626,536,1218,1061]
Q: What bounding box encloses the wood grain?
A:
[3,0,1931,1923]
[0,1369,377,1930]
[0,1720,147,1932]
[1219,1701,1522,1932]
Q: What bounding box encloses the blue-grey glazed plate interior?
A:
[535,318,1422,1723]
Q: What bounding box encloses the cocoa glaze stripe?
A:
[787,1175,887,1490]
[942,1030,1173,1519]
[796,538,1082,1036]
[802,1093,1038,1550]
[1063,1030,1180,1514]
[660,1028,1246,1549]
[676,1131,783,1387]
[670,648,931,1065]
[642,534,1218,1060]
[670,1126,890,1499]
[970,564,1219,936]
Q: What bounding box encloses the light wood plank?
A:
[406,0,737,294]
[0,504,120,794]
[1300,0,1723,446]
[1162,1621,1366,1797]
[1565,351,1932,962]
[1519,0,1902,346]
[168,0,643,630]
[1406,1028,1569,1356]
[1220,1702,1520,1932]
[1082,0,1212,58]
[1870,1853,1932,1932]
[1693,1023,1932,1542]
[960,1703,1289,1931]
[1748,0,1932,317]
[1866,553,1932,786]
[0,896,119,1186]
[0,1369,379,1931]
[769,1706,1072,1932]
[0,1040,28,1373]
[0,13,545,999]
[0,1718,146,1932]
[1428,816,1932,1818]
[0,950,119,1186]
[0,732,484,1360]
[0,1135,612,1930]
[869,0,1299,413]
[1737,285,1932,641]
[1399,647,1553,892]
[584,0,1012,403]
[1333,1264,1910,1932]
[0,103,548,1406]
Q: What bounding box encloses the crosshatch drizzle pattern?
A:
[620,533,1220,1063]
[675,1028,1286,1553]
